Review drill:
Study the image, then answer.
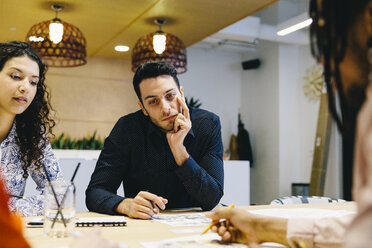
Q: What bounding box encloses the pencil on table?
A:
[150,200,157,212]
[202,204,235,235]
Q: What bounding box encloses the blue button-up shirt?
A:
[86,107,224,215]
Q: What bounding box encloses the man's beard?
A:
[149,115,175,133]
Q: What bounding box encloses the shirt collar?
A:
[0,121,16,148]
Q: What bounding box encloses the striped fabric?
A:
[270,196,346,205]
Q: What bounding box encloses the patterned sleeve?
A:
[10,141,63,217]
[8,195,44,217]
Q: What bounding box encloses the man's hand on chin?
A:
[166,96,191,166]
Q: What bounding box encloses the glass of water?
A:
[44,180,76,238]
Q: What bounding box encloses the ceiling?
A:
[0,0,277,60]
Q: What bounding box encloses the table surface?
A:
[23,202,357,248]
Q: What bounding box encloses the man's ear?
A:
[180,86,185,100]
[138,101,148,116]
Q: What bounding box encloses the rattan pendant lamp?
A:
[25,4,87,67]
[131,19,187,74]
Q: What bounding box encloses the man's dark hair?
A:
[309,0,370,134]
[133,61,180,101]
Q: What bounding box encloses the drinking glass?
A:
[43,180,76,238]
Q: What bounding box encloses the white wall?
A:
[240,41,342,204]
[278,44,342,199]
[278,44,318,197]
[278,44,303,198]
[241,40,280,204]
[179,47,242,148]
[297,46,320,183]
[325,121,342,198]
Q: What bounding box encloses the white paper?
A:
[141,233,247,248]
[248,208,356,219]
[152,213,211,226]
[56,245,127,248]
[141,233,286,248]
[170,227,205,234]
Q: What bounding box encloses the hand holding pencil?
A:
[205,205,289,246]
[202,204,235,234]
[204,205,261,244]
[115,191,168,219]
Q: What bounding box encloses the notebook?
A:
[76,216,127,227]
[27,216,127,227]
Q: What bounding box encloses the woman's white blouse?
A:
[0,122,63,216]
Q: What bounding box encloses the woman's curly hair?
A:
[0,41,55,178]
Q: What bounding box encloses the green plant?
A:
[51,131,105,150]
[185,96,202,108]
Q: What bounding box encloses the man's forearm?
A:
[169,144,189,166]
[86,187,124,215]
[174,156,223,210]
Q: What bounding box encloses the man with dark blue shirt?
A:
[86,61,224,219]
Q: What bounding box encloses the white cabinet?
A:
[221,160,250,206]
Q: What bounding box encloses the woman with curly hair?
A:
[0,41,63,216]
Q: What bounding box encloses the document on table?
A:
[141,233,246,248]
[141,233,286,248]
[152,213,211,226]
[170,227,205,234]
[248,208,356,219]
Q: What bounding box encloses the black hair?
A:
[0,41,55,178]
[309,0,370,134]
[132,61,180,101]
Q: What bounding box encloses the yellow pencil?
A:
[202,204,235,235]
[298,241,307,248]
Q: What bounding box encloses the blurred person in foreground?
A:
[206,0,372,247]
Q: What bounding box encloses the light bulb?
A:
[153,33,166,54]
[29,36,44,42]
[115,45,130,52]
[49,22,64,44]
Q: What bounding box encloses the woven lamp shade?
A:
[131,32,187,74]
[26,19,87,67]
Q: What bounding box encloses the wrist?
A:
[256,217,288,245]
[116,198,131,215]
[172,145,189,166]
